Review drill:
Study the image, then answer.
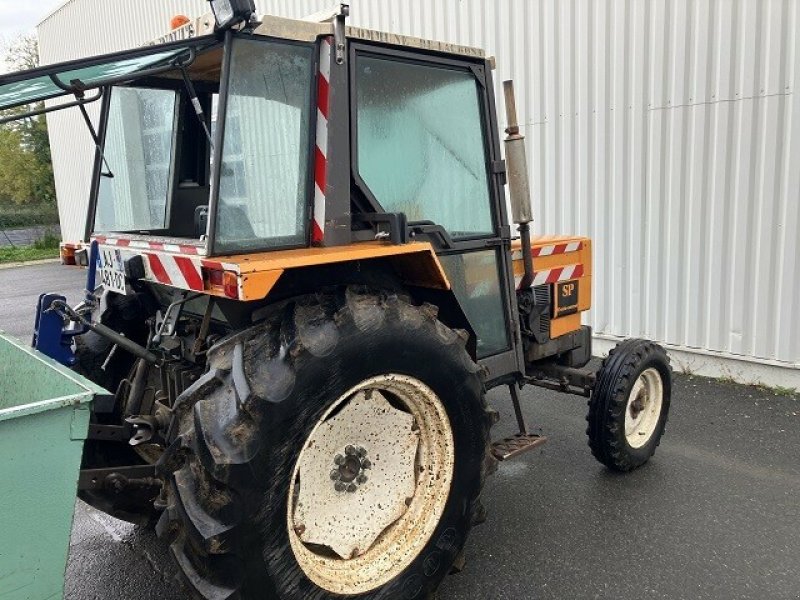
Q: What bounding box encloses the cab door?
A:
[350,44,521,383]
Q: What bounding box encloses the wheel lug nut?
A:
[346,483,357,493]
[334,454,345,465]
[361,459,372,470]
[334,481,346,492]
[345,445,356,456]
[356,474,368,485]
[356,446,367,458]
[330,470,340,481]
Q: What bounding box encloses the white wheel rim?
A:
[287,374,455,595]
[624,368,664,449]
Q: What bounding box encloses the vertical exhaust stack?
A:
[503,80,534,289]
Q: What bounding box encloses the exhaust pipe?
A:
[503,80,534,289]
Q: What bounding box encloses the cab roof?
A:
[0,12,485,113]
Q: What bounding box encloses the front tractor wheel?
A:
[159,289,495,600]
[587,339,672,472]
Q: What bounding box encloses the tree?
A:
[0,35,56,206]
[3,33,38,71]
[0,128,35,204]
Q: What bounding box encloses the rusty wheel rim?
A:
[287,374,455,595]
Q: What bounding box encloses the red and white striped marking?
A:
[145,253,205,291]
[94,238,242,297]
[144,255,240,294]
[312,37,332,245]
[511,240,582,261]
[93,235,200,256]
[515,264,585,289]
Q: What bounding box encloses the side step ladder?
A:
[491,384,548,461]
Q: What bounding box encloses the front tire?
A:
[587,339,672,472]
[159,288,496,599]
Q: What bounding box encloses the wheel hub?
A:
[624,368,664,449]
[630,392,647,418]
[330,445,371,491]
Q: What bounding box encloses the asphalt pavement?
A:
[1,262,798,600]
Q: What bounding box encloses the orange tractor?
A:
[1,3,671,598]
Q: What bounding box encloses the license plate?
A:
[99,248,128,295]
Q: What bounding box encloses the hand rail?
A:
[0,88,103,125]
[49,46,197,94]
[0,47,197,126]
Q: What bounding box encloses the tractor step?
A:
[491,433,548,461]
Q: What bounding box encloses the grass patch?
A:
[0,232,60,264]
[756,384,798,398]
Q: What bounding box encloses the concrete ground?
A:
[1,262,798,600]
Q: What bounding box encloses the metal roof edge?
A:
[252,14,333,42]
[346,25,485,59]
[37,0,78,29]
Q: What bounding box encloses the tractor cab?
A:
[1,8,530,376]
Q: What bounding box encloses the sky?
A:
[0,0,65,71]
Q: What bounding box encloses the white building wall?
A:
[38,0,800,386]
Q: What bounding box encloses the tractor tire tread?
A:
[587,339,671,472]
[159,287,496,600]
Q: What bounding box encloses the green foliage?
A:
[0,225,61,265]
[32,231,61,250]
[0,203,59,229]
[0,244,60,265]
[0,35,56,207]
[755,384,798,398]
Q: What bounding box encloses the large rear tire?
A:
[158,288,496,599]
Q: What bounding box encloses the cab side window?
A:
[355,55,493,238]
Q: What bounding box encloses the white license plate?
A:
[99,248,128,295]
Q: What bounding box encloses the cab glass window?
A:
[95,87,178,232]
[215,39,314,253]
[439,250,510,357]
[355,55,493,238]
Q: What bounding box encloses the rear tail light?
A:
[60,243,78,266]
[203,267,238,299]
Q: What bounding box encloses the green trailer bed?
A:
[0,332,107,600]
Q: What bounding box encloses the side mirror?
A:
[503,80,533,225]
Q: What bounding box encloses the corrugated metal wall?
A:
[38,0,800,381]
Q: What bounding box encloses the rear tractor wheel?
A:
[587,339,672,472]
[159,289,496,599]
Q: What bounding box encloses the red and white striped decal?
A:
[93,235,200,256]
[512,240,582,261]
[95,240,241,297]
[312,37,332,245]
[532,240,582,257]
[515,264,585,289]
[145,254,204,291]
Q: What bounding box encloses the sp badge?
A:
[555,280,579,317]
